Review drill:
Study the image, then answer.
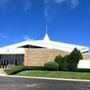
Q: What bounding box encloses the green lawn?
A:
[17,70,90,80]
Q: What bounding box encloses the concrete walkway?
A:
[0,68,6,75]
[0,68,5,73]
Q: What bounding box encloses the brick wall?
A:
[24,48,69,66]
[24,48,90,66]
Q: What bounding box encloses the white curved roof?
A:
[1,33,89,53]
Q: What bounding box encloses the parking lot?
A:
[0,76,90,90]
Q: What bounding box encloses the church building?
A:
[0,33,89,68]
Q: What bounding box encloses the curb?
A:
[0,74,90,82]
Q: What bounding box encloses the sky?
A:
[0,0,90,47]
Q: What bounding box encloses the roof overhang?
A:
[0,48,25,54]
[0,39,89,53]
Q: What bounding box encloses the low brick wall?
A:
[24,48,69,66]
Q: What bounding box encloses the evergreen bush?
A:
[44,61,59,70]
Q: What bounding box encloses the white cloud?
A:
[0,33,9,39]
[23,3,31,11]
[53,0,79,8]
[44,0,79,18]
[21,0,32,11]
[44,6,50,17]
[44,0,51,18]
[54,0,66,4]
[0,0,32,12]
[44,0,48,4]
[23,35,34,40]
[0,0,10,5]
[0,0,11,12]
[24,36,30,40]
[70,0,79,8]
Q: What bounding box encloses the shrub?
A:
[67,48,83,71]
[55,55,64,70]
[44,61,59,70]
[5,65,26,75]
[62,55,69,71]
[76,69,90,72]
[26,66,44,70]
[55,55,68,71]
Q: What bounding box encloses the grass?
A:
[17,70,90,80]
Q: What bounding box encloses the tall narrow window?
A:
[15,60,18,65]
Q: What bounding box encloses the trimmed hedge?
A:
[5,65,45,75]
[5,65,26,75]
[4,65,90,75]
[77,69,90,72]
[44,61,59,70]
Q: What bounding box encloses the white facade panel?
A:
[0,48,25,54]
[78,60,90,69]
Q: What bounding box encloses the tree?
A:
[54,48,83,71]
[67,48,83,71]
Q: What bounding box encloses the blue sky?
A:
[0,0,90,47]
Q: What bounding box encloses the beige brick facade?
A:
[24,48,69,66]
[24,48,90,66]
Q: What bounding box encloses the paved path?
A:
[0,76,90,90]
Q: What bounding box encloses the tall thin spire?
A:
[46,24,48,34]
[43,24,50,41]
